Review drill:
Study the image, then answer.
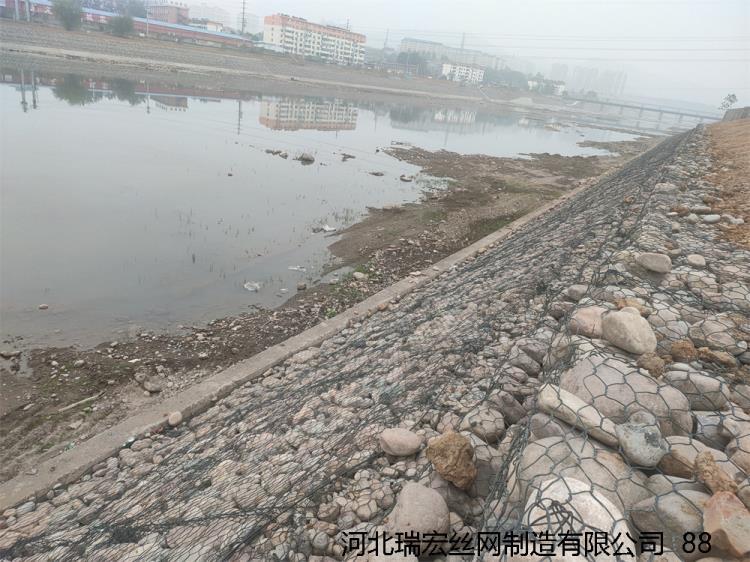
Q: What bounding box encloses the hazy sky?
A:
[233,0,748,107]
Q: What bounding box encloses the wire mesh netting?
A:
[1,124,749,561]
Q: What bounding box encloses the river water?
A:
[0,69,637,348]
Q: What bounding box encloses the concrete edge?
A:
[0,179,591,511]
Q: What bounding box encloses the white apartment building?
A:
[263,14,365,66]
[441,63,485,85]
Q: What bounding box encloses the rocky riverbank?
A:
[1,121,748,561]
[0,132,653,485]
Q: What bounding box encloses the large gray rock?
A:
[379,428,423,457]
[523,476,628,546]
[387,483,450,542]
[631,491,710,560]
[459,406,505,443]
[637,252,672,274]
[689,318,744,355]
[663,371,729,411]
[559,355,692,436]
[601,307,657,354]
[507,435,650,513]
[489,390,526,425]
[646,474,708,496]
[658,436,744,481]
[616,422,668,468]
[569,306,607,338]
[537,383,618,447]
[462,432,504,497]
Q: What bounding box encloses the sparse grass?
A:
[421,208,448,223]
[468,216,514,240]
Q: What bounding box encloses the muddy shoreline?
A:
[0,131,659,483]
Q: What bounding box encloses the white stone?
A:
[601,307,657,354]
[379,428,422,457]
[537,383,618,447]
[168,411,183,427]
[686,254,706,268]
[386,483,449,543]
[636,252,672,274]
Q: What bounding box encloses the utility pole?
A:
[13,0,19,20]
[20,69,28,112]
[241,0,246,34]
[31,70,37,109]
[237,100,242,134]
[24,0,31,21]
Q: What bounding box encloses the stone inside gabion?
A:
[2,126,749,561]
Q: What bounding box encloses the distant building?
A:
[146,1,189,25]
[263,13,365,65]
[552,82,567,96]
[441,63,484,84]
[189,18,223,32]
[188,2,231,28]
[401,38,502,70]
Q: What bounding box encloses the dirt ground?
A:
[707,118,750,248]
[0,131,657,483]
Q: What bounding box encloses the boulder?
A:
[425,471,481,520]
[537,383,618,447]
[637,352,665,377]
[509,435,650,513]
[489,390,526,425]
[658,436,743,481]
[379,428,423,457]
[386,483,450,542]
[509,348,541,376]
[694,451,738,494]
[529,412,572,440]
[425,431,476,490]
[670,340,699,363]
[631,490,710,560]
[689,319,743,355]
[663,371,728,410]
[702,491,750,559]
[565,284,589,302]
[686,254,706,268]
[559,355,692,436]
[524,476,628,540]
[459,406,505,443]
[637,252,672,274]
[616,422,668,467]
[601,307,658,354]
[569,306,607,338]
[462,432,504,497]
[646,474,708,496]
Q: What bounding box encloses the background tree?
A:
[121,0,146,17]
[52,0,82,30]
[109,15,134,37]
[719,93,738,110]
[110,78,142,105]
[53,75,93,105]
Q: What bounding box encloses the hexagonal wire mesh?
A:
[2,125,748,561]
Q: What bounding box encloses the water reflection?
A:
[259,99,357,131]
[1,67,640,348]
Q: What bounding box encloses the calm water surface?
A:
[0,70,636,347]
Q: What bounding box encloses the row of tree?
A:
[52,0,144,36]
